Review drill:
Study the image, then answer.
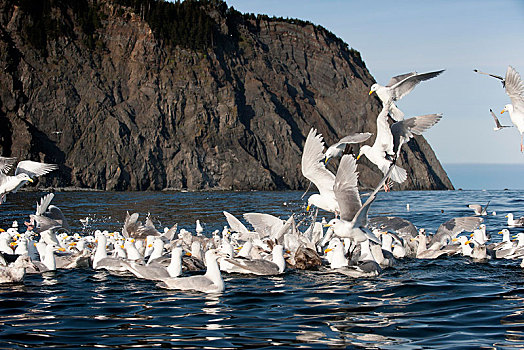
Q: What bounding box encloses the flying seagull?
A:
[369,69,445,121]
[475,66,524,151]
[490,109,512,131]
[324,132,373,164]
[0,157,58,204]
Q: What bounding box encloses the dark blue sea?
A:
[1,190,524,349]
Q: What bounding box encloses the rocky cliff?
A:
[0,0,453,191]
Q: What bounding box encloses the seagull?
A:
[506,213,524,228]
[357,103,407,186]
[500,66,524,152]
[324,154,392,245]
[157,249,224,293]
[369,69,445,121]
[490,109,512,131]
[324,132,373,164]
[301,128,339,214]
[0,158,58,204]
[467,201,490,216]
[390,113,442,160]
[476,67,524,150]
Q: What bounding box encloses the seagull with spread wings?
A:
[301,128,339,215]
[369,69,445,121]
[0,157,58,204]
[500,66,524,151]
[324,154,393,245]
[475,66,524,150]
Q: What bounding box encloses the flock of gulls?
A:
[1,66,524,293]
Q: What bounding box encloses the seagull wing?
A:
[490,109,510,128]
[335,132,373,147]
[505,66,524,111]
[333,154,361,221]
[223,211,250,235]
[473,69,504,82]
[368,216,418,237]
[389,70,445,101]
[467,204,482,215]
[243,212,283,238]
[301,128,336,195]
[386,72,417,87]
[15,160,58,178]
[391,114,442,154]
[36,193,55,215]
[435,216,483,241]
[0,157,16,174]
[352,162,395,228]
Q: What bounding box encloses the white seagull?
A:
[301,128,339,214]
[324,154,392,245]
[500,66,524,151]
[357,104,407,185]
[0,158,58,204]
[324,132,373,164]
[369,69,445,121]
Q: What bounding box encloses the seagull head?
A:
[501,104,512,114]
[356,145,370,161]
[369,84,378,95]
[18,173,34,183]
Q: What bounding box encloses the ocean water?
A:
[444,163,524,190]
[1,190,524,349]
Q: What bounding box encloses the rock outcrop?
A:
[0,0,453,191]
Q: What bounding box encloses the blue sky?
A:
[226,0,524,165]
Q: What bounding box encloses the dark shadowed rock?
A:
[0,0,453,191]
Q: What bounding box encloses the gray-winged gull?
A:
[324,132,373,164]
[490,109,512,131]
[0,159,58,204]
[369,69,445,121]
[301,128,339,214]
[158,249,224,293]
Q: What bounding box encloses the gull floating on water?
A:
[369,69,445,121]
[467,201,490,216]
[506,213,524,227]
[158,249,224,293]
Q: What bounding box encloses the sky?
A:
[226,0,524,165]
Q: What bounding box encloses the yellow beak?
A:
[324,158,329,164]
[306,205,310,211]
[185,252,192,256]
[500,109,505,114]
[369,90,374,95]
[324,248,332,253]
[498,231,503,234]
[28,178,34,183]
[323,224,331,228]
[356,154,362,161]
[464,240,471,245]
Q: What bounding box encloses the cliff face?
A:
[0,0,453,191]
